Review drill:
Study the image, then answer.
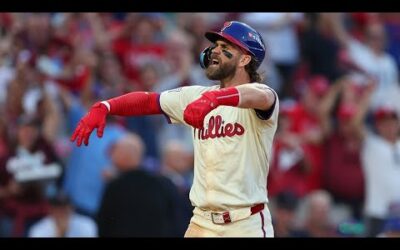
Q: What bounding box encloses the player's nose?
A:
[210,51,221,61]
[211,45,222,54]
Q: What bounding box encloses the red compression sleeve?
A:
[208,87,240,107]
[106,92,162,116]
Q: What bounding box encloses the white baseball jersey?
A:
[159,84,279,211]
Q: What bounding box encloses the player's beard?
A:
[205,59,237,81]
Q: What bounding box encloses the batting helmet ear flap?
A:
[199,46,214,69]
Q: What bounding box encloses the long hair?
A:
[245,58,265,83]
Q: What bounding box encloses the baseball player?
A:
[71,21,279,237]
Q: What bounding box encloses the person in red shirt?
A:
[268,102,312,198]
[112,14,166,90]
[320,76,376,220]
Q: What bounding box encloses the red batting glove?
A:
[183,92,219,129]
[70,102,108,146]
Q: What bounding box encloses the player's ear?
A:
[239,54,251,68]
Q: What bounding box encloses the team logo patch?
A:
[221,21,232,32]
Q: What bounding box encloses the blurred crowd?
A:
[0,12,399,238]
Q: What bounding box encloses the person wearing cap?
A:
[361,105,400,237]
[70,21,278,237]
[28,191,97,237]
[0,114,64,237]
[269,75,330,200]
[319,76,376,221]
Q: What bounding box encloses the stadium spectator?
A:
[295,190,338,237]
[270,191,301,237]
[331,13,400,111]
[160,140,194,235]
[59,86,126,219]
[28,191,97,237]
[320,75,376,220]
[361,105,400,237]
[0,114,63,237]
[240,13,303,98]
[97,133,182,237]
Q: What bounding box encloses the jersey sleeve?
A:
[253,87,280,130]
[254,89,278,121]
[159,86,210,124]
[254,85,279,121]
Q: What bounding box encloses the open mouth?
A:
[211,58,220,65]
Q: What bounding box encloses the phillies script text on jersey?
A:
[195,115,245,140]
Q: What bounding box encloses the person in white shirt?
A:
[28,192,97,237]
[240,13,303,98]
[331,14,399,110]
[361,105,400,237]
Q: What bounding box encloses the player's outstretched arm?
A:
[183,84,275,129]
[70,92,161,146]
